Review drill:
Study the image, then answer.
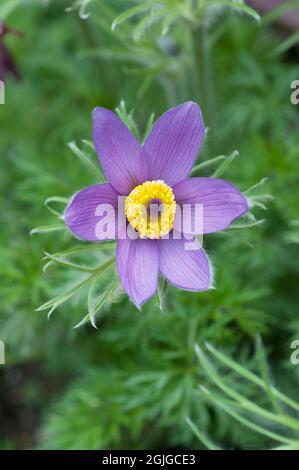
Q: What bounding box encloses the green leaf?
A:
[91,278,118,327]
[156,277,168,312]
[218,1,261,22]
[75,277,119,329]
[43,251,98,273]
[37,275,94,315]
[68,141,104,181]
[42,243,115,272]
[244,177,269,195]
[198,386,293,445]
[112,3,151,31]
[228,219,265,230]
[132,14,151,42]
[204,343,299,414]
[195,345,299,431]
[81,139,95,151]
[185,417,221,450]
[37,257,115,316]
[256,335,283,415]
[273,30,299,56]
[191,155,226,175]
[211,150,239,178]
[44,242,115,259]
[30,224,67,235]
[142,112,155,144]
[44,196,69,217]
[65,0,95,19]
[115,101,141,140]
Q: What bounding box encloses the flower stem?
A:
[76,15,114,99]
[191,24,217,153]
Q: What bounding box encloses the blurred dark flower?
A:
[248,0,299,31]
[158,37,181,57]
[0,23,22,81]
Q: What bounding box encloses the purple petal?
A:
[143,102,205,186]
[158,236,211,291]
[93,108,147,195]
[116,238,158,307]
[64,183,123,241]
[173,178,248,234]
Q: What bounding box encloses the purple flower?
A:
[64,102,248,307]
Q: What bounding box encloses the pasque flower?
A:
[65,102,248,307]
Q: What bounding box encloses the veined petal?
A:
[143,102,205,186]
[116,238,158,307]
[158,236,211,291]
[173,177,248,235]
[64,183,122,241]
[93,108,147,195]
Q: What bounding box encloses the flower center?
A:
[125,180,176,239]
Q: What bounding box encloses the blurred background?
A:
[0,0,299,450]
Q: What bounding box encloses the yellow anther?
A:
[125,180,176,239]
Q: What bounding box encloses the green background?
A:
[0,0,299,450]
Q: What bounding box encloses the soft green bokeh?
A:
[0,0,299,450]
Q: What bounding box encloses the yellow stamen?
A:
[125,180,176,239]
